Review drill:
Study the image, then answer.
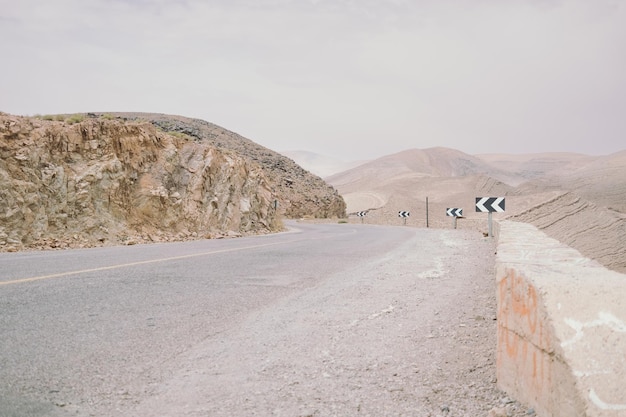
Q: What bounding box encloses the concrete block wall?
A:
[495,221,626,417]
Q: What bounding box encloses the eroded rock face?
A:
[0,114,281,250]
[118,113,347,220]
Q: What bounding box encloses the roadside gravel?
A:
[126,227,532,417]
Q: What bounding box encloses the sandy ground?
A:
[122,228,531,417]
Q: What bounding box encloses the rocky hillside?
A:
[0,113,345,251]
[114,113,346,220]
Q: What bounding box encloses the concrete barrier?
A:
[495,220,626,417]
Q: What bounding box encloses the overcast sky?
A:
[1,0,625,160]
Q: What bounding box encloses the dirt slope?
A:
[507,192,626,273]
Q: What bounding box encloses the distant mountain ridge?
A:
[325,147,526,188]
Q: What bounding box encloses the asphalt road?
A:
[0,221,507,417]
[0,222,419,415]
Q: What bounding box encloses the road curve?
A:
[0,221,509,416]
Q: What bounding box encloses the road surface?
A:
[0,221,527,417]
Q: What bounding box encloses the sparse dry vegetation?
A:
[65,114,85,124]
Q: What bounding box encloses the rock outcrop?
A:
[1,113,344,251]
[114,113,346,220]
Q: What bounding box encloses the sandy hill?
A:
[327,147,523,187]
[323,147,626,274]
[326,148,519,218]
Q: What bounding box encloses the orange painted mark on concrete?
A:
[507,269,537,333]
[497,268,552,405]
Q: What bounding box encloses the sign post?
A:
[356,211,367,224]
[398,211,410,225]
[475,197,505,237]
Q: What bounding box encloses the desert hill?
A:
[318,147,626,274]
[0,112,346,251]
[325,148,519,220]
[326,147,524,187]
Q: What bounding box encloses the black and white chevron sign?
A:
[398,211,410,218]
[475,197,505,213]
[356,211,367,217]
[446,208,463,217]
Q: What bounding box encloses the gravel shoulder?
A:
[126,227,531,417]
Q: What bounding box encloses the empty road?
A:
[0,221,520,417]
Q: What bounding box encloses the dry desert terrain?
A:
[290,147,626,275]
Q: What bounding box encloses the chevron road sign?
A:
[447,207,463,229]
[355,211,368,223]
[398,210,410,225]
[476,197,505,237]
[475,197,505,213]
[446,208,463,217]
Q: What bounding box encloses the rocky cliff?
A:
[115,112,346,219]
[0,113,345,251]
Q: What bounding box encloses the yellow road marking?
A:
[0,240,298,286]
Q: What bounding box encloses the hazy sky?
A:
[1,0,625,160]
